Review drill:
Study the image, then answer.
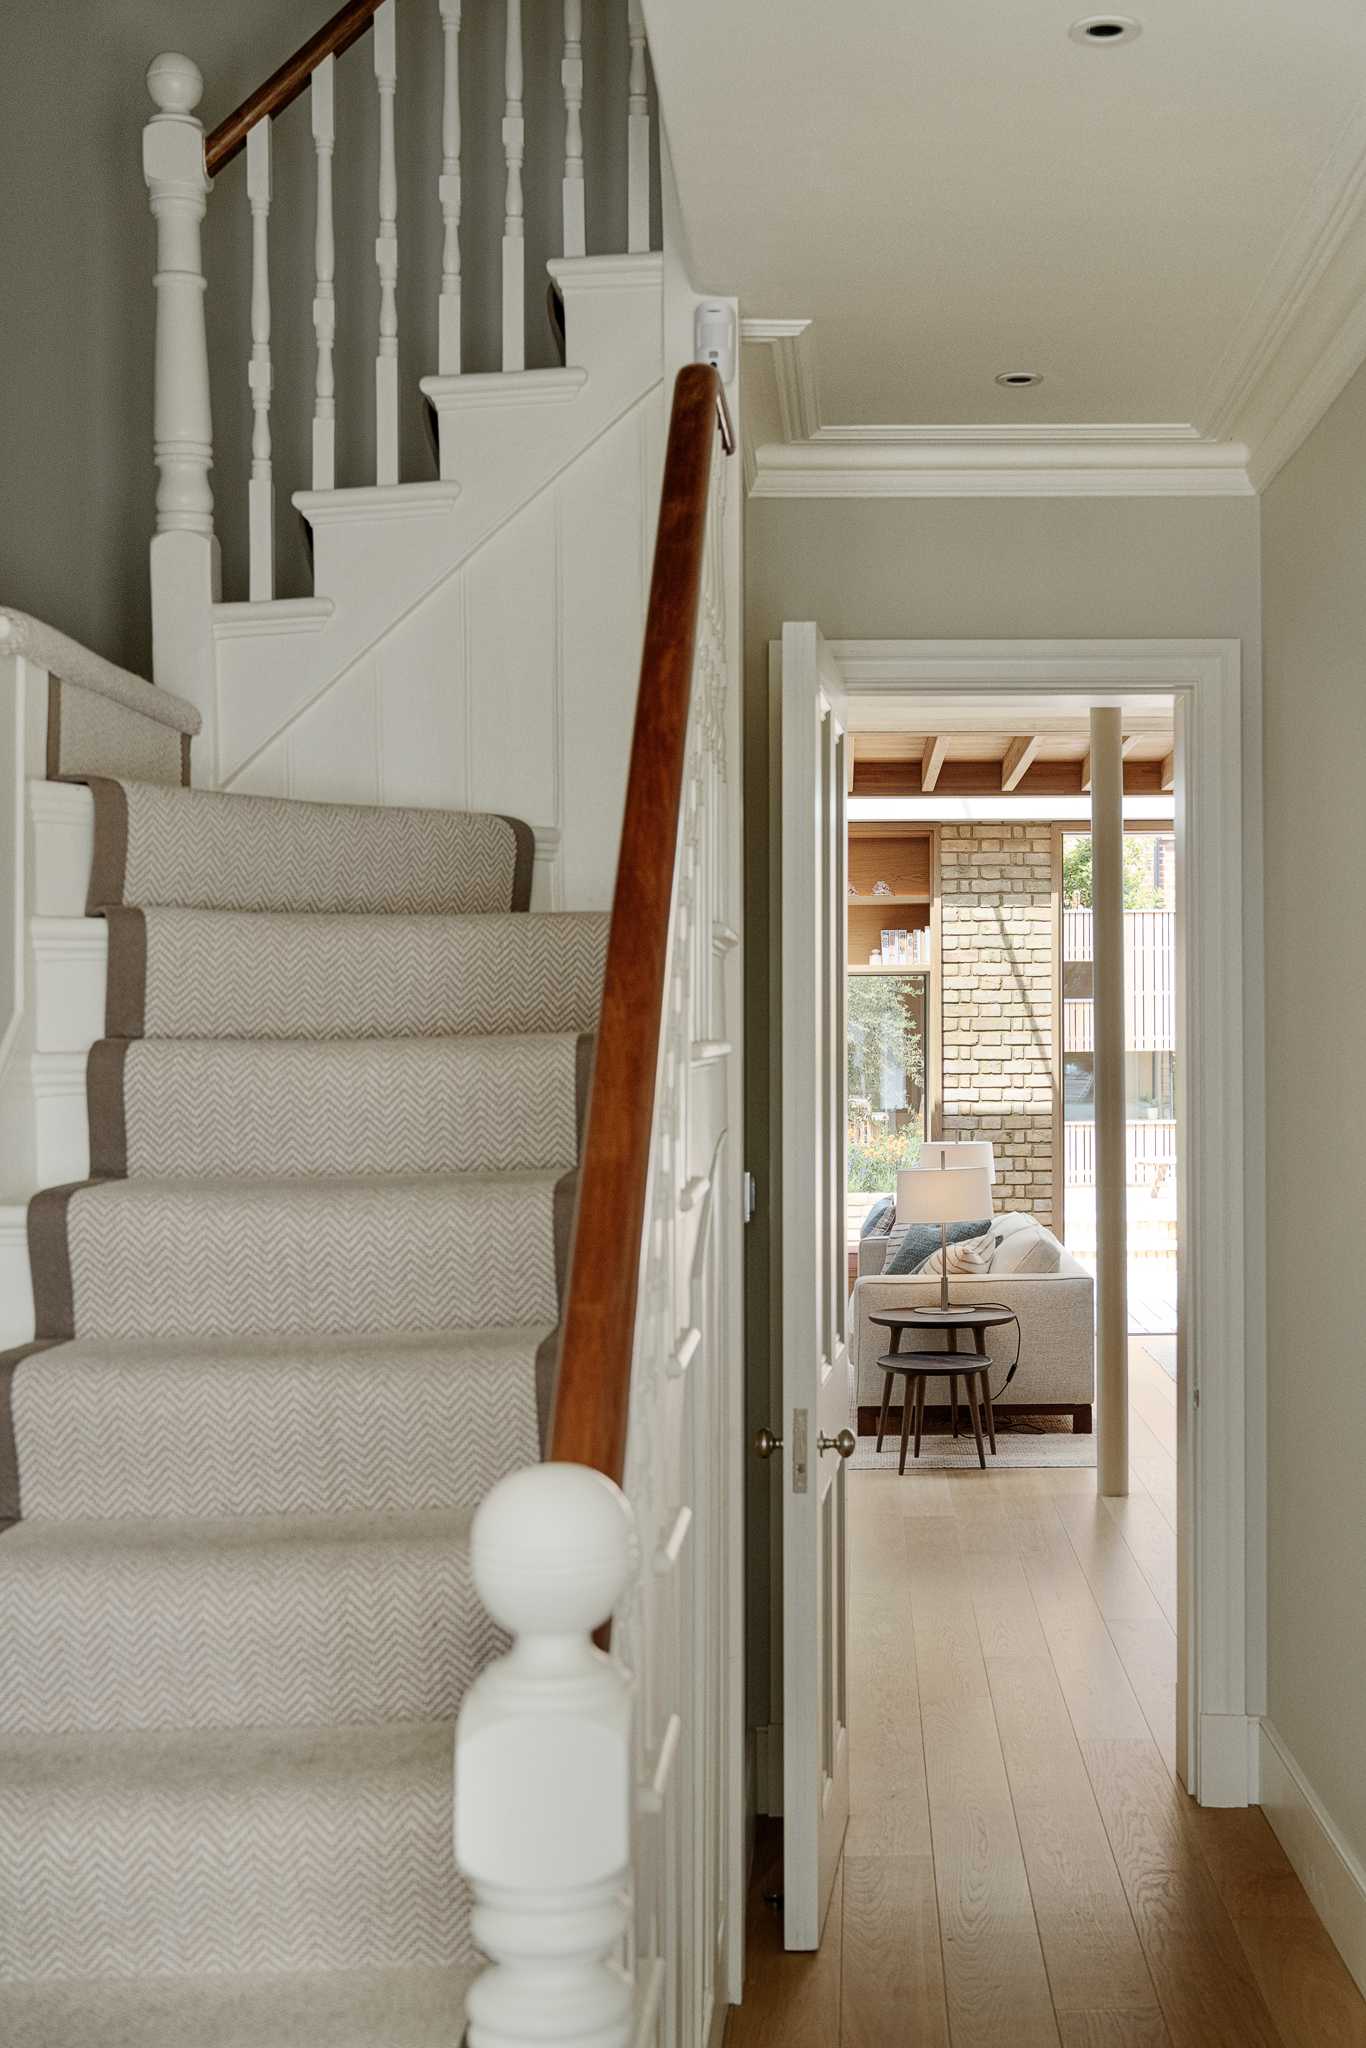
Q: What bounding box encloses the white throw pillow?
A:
[989,1221,1063,1275]
[918,1228,994,1277]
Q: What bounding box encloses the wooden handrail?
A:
[550,364,733,1482]
[205,0,386,175]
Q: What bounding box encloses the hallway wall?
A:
[1261,361,1366,1875]
[743,494,1265,1739]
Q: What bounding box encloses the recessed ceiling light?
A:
[1069,14,1142,44]
[995,371,1044,388]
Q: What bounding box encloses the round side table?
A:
[868,1305,1019,1474]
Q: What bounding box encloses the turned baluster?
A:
[627,0,649,253]
[438,0,462,375]
[561,0,585,258]
[501,0,525,372]
[311,57,337,491]
[246,120,274,599]
[456,1463,635,2048]
[374,0,399,485]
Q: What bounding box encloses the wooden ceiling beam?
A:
[1001,735,1042,791]
[921,735,948,793]
[1159,751,1175,792]
[1081,733,1141,792]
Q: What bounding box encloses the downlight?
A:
[995,371,1044,389]
[1069,14,1142,43]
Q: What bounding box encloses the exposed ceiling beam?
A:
[921,735,948,793]
[1001,736,1042,792]
[1160,752,1175,793]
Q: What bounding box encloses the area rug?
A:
[850,1430,1097,1471]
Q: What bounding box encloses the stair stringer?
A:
[222,380,667,918]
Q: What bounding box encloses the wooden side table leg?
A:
[966,1371,986,1468]
[913,1375,925,1460]
[898,1375,914,1476]
[949,1373,960,1439]
[974,1330,997,1454]
[876,1372,893,1452]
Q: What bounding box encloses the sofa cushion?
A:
[990,1220,1064,1275]
[885,1216,993,1275]
[860,1195,896,1238]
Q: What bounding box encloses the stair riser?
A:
[0,1526,503,1735]
[0,1740,471,1980]
[13,1343,543,1522]
[27,782,93,918]
[29,920,104,1052]
[0,1211,33,1349]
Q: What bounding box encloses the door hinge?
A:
[743,1170,757,1223]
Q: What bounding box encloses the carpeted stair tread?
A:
[85,776,531,916]
[91,1031,587,1180]
[0,1506,500,1734]
[0,1720,467,1981]
[38,1171,564,1342]
[12,1328,546,1522]
[0,1962,477,2048]
[107,907,609,1042]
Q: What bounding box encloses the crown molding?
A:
[748,438,1254,498]
[739,317,819,442]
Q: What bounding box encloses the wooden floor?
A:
[728,1345,1366,2048]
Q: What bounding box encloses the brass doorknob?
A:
[753,1427,782,1459]
[818,1428,857,1460]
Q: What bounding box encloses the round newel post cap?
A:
[471,1463,636,1638]
[147,52,204,115]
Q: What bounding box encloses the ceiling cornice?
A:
[747,439,1255,499]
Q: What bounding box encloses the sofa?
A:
[850,1215,1095,1431]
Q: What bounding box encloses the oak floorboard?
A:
[985,1650,1162,2019]
[1080,1738,1285,2048]
[1105,1619,1177,1778]
[1019,1523,1153,1744]
[1053,1494,1169,1628]
[1099,1491,1178,1630]
[840,1854,949,2048]
[726,1849,843,2048]
[1227,1911,1366,2048]
[1057,2013,1173,2046]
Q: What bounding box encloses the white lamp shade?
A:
[896,1164,993,1227]
[917,1140,997,1184]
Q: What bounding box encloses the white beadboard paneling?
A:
[465,494,558,828]
[376,581,469,811]
[226,737,290,798]
[286,658,382,805]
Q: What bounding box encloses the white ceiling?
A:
[643,0,1366,486]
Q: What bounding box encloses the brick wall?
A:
[938,824,1057,1226]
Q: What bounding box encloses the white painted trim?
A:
[749,442,1254,498]
[807,420,1207,446]
[420,368,588,411]
[547,253,664,292]
[292,482,462,526]
[213,598,335,639]
[827,638,1260,1807]
[1260,1719,1366,1998]
[739,320,819,445]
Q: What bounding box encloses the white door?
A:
[776,621,852,1949]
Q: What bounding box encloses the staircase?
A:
[0,770,607,2042]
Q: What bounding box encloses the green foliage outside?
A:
[847,976,925,1192]
[847,1125,922,1193]
[1061,834,1167,910]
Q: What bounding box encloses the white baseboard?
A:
[1259,1719,1366,1999]
[1198,1712,1259,1806]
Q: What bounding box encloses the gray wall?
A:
[743,494,1265,1736]
[1261,362,1366,1868]
[0,0,645,675]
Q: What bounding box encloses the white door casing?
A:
[776,621,852,1948]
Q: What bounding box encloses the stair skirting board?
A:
[29,919,105,1052]
[25,1053,90,1187]
[0,1203,35,1350]
[1258,1720,1366,1998]
[27,780,94,918]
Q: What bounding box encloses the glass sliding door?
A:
[847,971,927,1231]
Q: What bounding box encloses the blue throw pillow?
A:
[860,1196,896,1238]
[884,1216,992,1275]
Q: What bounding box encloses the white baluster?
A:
[374,0,399,485]
[627,0,649,253]
[501,0,525,372]
[438,0,462,375]
[143,52,222,775]
[561,0,585,258]
[311,57,337,491]
[246,120,274,600]
[457,1463,635,2048]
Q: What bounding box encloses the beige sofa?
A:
[851,1225,1095,1429]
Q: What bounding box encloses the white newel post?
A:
[438,0,462,376]
[144,52,221,781]
[374,0,400,486]
[457,1463,636,2048]
[561,0,586,258]
[501,0,526,372]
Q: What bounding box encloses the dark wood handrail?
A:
[550,364,733,1482]
[205,0,386,175]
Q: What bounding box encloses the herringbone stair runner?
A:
[0,777,607,2045]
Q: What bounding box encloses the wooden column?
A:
[1091,706,1129,1496]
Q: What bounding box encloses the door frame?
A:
[829,636,1261,1807]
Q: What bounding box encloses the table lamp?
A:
[895,1161,994,1312]
[914,1140,997,1183]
